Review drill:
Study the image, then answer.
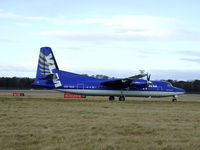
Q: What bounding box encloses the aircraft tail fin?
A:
[33,47,62,88]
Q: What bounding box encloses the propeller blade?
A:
[147,73,153,85]
[148,74,151,81]
[147,73,151,81]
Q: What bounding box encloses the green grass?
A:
[0,91,200,150]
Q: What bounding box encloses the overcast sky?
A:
[0,0,200,80]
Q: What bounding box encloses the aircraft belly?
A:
[58,89,181,97]
[57,89,185,97]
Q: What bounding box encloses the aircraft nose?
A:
[174,87,185,93]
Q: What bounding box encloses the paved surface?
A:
[0,90,200,97]
[182,94,200,97]
[0,90,61,93]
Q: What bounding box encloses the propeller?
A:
[147,73,153,85]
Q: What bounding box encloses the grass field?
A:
[0,91,200,150]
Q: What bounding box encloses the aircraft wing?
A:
[101,73,147,88]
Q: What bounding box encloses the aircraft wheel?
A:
[172,98,177,102]
[119,96,125,101]
[109,96,115,101]
[172,95,177,102]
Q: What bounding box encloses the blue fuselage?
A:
[34,69,185,97]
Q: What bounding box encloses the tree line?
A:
[0,77,200,93]
[0,77,38,89]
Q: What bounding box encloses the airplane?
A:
[33,47,185,101]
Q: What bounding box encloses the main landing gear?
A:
[119,95,125,101]
[109,96,126,101]
[119,89,125,101]
[109,96,115,101]
[109,89,126,101]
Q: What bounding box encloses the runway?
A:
[0,90,200,97]
[0,90,61,93]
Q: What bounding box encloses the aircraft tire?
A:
[172,98,177,102]
[119,96,125,101]
[109,96,115,101]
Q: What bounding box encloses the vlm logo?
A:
[46,53,62,88]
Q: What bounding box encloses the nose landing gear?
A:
[119,89,125,101]
[172,95,177,102]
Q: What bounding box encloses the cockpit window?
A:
[167,83,173,87]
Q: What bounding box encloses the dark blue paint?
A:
[33,47,185,94]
